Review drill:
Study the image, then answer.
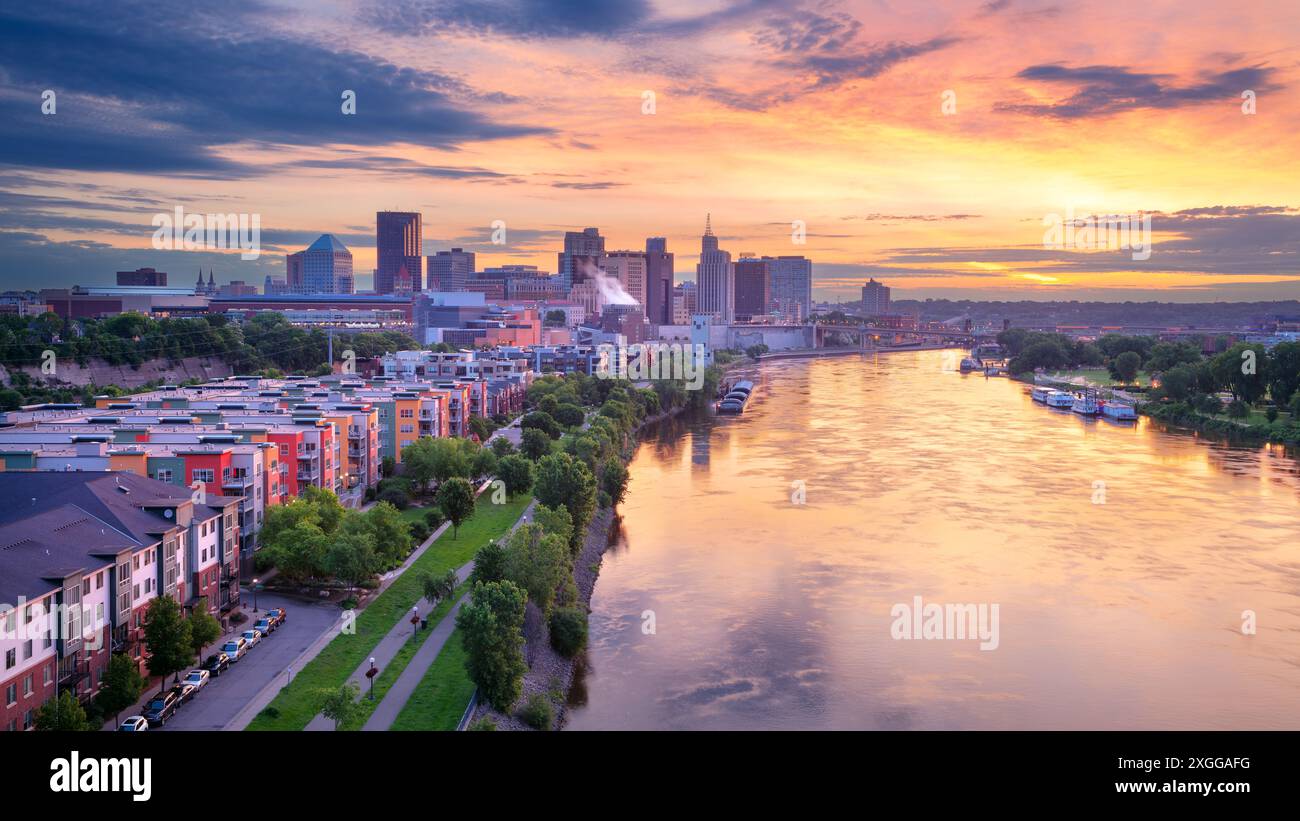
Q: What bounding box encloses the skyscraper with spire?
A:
[695,214,733,323]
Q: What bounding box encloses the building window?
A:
[22,710,32,731]
[44,664,52,686]
[4,684,15,706]
[22,675,32,697]
[83,578,91,596]
[192,468,215,484]
[96,572,103,590]
[22,640,31,660]
[4,649,13,670]
[155,469,172,482]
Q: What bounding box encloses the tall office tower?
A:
[644,237,674,326]
[768,255,813,323]
[733,255,771,322]
[695,214,734,323]
[116,267,167,287]
[427,247,476,291]
[605,250,648,313]
[557,227,606,292]
[861,278,891,315]
[287,234,354,294]
[376,211,423,293]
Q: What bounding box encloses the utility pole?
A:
[327,327,333,367]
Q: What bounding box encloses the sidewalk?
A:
[226,485,491,731]
[360,500,536,730]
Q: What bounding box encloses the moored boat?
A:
[1102,401,1137,420]
[1072,393,1101,415]
[1045,390,1075,408]
[1031,386,1053,403]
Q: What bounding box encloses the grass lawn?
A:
[389,627,476,731]
[245,493,531,731]
[1047,368,1153,387]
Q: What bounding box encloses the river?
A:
[565,349,1300,730]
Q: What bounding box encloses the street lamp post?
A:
[410,606,420,640]
[252,577,260,612]
[367,657,377,701]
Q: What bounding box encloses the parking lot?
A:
[138,592,340,731]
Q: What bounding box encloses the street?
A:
[159,592,340,731]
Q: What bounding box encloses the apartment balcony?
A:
[222,474,254,491]
[57,658,89,689]
[298,452,317,461]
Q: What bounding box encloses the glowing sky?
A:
[1,0,1298,301]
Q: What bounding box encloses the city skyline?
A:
[0,0,1298,303]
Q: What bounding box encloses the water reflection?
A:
[566,350,1300,730]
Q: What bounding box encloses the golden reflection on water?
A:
[566,349,1300,730]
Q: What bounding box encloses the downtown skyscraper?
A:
[644,237,674,326]
[376,211,423,294]
[695,215,733,323]
[557,227,606,292]
[286,234,354,294]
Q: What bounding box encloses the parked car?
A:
[241,629,262,648]
[143,692,180,727]
[169,682,197,705]
[184,669,211,691]
[221,637,248,662]
[266,607,287,625]
[118,716,148,732]
[203,652,230,676]
[253,618,275,636]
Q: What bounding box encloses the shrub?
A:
[425,509,444,529]
[409,521,431,543]
[340,597,359,610]
[1267,406,1279,423]
[469,717,497,731]
[549,606,588,658]
[1227,400,1249,419]
[359,579,379,590]
[378,486,410,510]
[519,693,553,730]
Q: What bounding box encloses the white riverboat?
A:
[1045,390,1075,408]
[1031,385,1054,403]
[1072,393,1101,416]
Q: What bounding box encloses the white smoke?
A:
[582,261,638,306]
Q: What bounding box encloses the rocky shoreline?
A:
[468,403,688,730]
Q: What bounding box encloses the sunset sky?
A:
[1,0,1298,302]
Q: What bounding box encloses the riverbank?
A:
[1140,400,1300,446]
[467,401,689,730]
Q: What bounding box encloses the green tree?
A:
[456,580,528,712]
[1113,351,1142,385]
[187,603,223,670]
[496,454,534,498]
[533,453,597,554]
[532,504,574,546]
[503,523,570,615]
[599,459,630,507]
[317,683,362,730]
[1211,343,1268,404]
[1267,341,1300,408]
[1158,364,1196,402]
[326,529,378,589]
[34,690,94,731]
[471,447,498,479]
[552,402,585,428]
[490,437,515,458]
[521,411,562,439]
[746,343,770,360]
[436,477,477,538]
[470,540,508,586]
[549,606,588,657]
[521,427,552,460]
[143,596,192,694]
[95,653,146,726]
[399,437,440,494]
[358,502,412,563]
[423,568,459,605]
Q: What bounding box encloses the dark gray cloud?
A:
[996,64,1282,118]
[0,0,546,176]
[361,0,654,38]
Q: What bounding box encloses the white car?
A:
[184,669,210,691]
[118,716,148,732]
[241,629,262,648]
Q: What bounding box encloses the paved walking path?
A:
[359,499,537,731]
[226,483,490,731]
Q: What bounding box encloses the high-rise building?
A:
[376,211,423,294]
[768,255,813,323]
[287,234,354,294]
[644,237,674,326]
[733,255,771,322]
[117,267,167,287]
[861,278,891,315]
[605,251,647,314]
[427,247,475,291]
[557,227,605,292]
[695,214,733,323]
